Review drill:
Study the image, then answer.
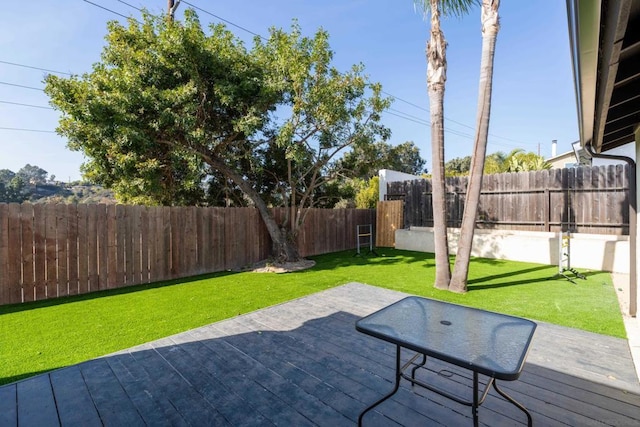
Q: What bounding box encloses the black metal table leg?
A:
[410,353,427,383]
[473,371,479,427]
[493,381,533,427]
[358,345,402,426]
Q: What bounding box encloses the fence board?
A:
[162,207,172,280]
[196,207,205,275]
[106,205,117,289]
[132,205,142,285]
[56,204,69,297]
[5,204,22,304]
[212,208,225,271]
[140,206,149,284]
[45,204,58,298]
[148,207,159,283]
[186,206,197,274]
[96,204,108,290]
[66,204,79,296]
[32,204,46,300]
[0,204,7,303]
[149,207,160,282]
[77,204,89,294]
[21,203,35,302]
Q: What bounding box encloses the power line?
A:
[82,0,141,23]
[385,110,430,127]
[115,0,143,12]
[0,60,72,76]
[181,1,264,38]
[0,81,43,91]
[388,107,430,126]
[0,100,53,110]
[0,127,56,133]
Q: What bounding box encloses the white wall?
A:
[378,169,422,201]
[593,142,636,166]
[395,227,630,273]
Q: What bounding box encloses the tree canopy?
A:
[335,141,425,180]
[45,10,390,261]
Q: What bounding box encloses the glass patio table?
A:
[356,296,537,426]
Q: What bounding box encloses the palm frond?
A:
[413,0,480,20]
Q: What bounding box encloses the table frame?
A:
[356,297,535,426]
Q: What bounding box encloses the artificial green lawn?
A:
[0,249,625,385]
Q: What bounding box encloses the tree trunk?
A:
[427,0,451,290]
[206,157,300,262]
[450,0,500,293]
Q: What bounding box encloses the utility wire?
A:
[0,60,72,76]
[0,100,53,110]
[115,0,143,12]
[0,81,43,91]
[181,1,264,38]
[82,0,141,23]
[0,127,56,133]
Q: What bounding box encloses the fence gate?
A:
[376,200,403,247]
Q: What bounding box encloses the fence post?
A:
[544,189,550,232]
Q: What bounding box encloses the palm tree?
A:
[503,148,552,172]
[449,0,500,293]
[415,0,476,290]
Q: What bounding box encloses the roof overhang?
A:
[567,0,640,153]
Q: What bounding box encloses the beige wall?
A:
[395,227,629,273]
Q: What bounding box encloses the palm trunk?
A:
[427,0,451,290]
[450,0,500,293]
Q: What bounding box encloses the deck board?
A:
[2,282,639,426]
[50,365,102,427]
[0,383,16,426]
[16,373,59,427]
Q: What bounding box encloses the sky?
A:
[0,0,578,182]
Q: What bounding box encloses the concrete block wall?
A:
[395,227,630,273]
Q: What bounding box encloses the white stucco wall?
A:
[395,227,630,273]
[593,142,636,166]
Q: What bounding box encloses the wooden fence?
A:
[387,165,630,235]
[0,204,374,306]
[376,201,404,247]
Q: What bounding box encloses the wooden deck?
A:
[2,282,639,426]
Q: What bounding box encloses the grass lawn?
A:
[0,249,624,385]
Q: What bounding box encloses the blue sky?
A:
[0,0,577,182]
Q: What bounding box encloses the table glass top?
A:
[356,297,537,379]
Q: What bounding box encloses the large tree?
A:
[335,140,425,180]
[45,10,389,262]
[415,0,477,290]
[449,0,500,292]
[16,164,49,186]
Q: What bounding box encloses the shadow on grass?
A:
[307,249,435,272]
[0,270,238,315]
[1,369,59,387]
[467,264,555,286]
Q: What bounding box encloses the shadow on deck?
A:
[1,283,639,426]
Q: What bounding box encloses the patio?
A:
[2,282,639,426]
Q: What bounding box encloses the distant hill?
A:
[32,183,117,204]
